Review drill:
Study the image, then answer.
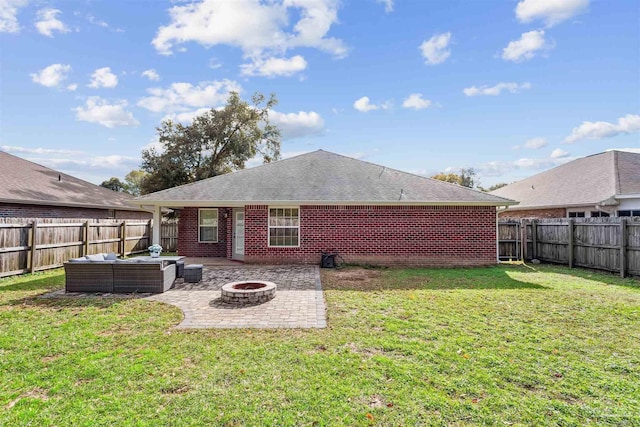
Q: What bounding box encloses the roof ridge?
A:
[613,150,622,194]
[0,150,134,201]
[137,150,324,199]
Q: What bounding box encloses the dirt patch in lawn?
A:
[322,268,385,291]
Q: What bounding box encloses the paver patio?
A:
[147,264,326,329]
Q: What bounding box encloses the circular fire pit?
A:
[221,281,276,306]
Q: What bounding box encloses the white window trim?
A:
[268,206,300,248]
[198,208,219,243]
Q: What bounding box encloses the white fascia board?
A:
[130,199,519,208]
[1,198,151,212]
[615,194,640,199]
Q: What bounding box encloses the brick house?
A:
[134,150,516,266]
[492,150,640,219]
[0,151,151,219]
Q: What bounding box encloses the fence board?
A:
[498,217,640,277]
[0,217,183,278]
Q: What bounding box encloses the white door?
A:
[233,209,245,260]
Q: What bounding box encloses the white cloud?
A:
[30,63,72,88]
[377,0,393,13]
[88,67,118,88]
[475,155,575,178]
[353,96,390,112]
[523,137,547,149]
[240,55,307,77]
[0,145,79,155]
[502,30,550,62]
[420,32,451,65]
[209,57,223,69]
[564,114,640,143]
[268,110,325,140]
[402,93,432,110]
[550,148,570,158]
[166,107,213,124]
[463,82,531,96]
[142,69,160,81]
[1,0,29,33]
[67,83,78,91]
[35,8,70,37]
[74,97,139,128]
[87,15,108,28]
[516,0,589,27]
[137,79,241,113]
[152,0,346,75]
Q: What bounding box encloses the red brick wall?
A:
[177,207,230,257]
[241,205,497,267]
[0,203,151,219]
[498,208,566,219]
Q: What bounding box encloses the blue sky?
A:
[1,0,638,187]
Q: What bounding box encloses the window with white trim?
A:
[269,207,299,247]
[199,208,218,243]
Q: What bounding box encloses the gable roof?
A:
[135,150,515,207]
[0,151,144,211]
[490,150,640,210]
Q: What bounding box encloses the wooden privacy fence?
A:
[498,217,640,278]
[0,218,179,278]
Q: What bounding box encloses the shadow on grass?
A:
[322,265,548,291]
[0,270,137,309]
[506,261,640,290]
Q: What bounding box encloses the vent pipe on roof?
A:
[58,174,61,181]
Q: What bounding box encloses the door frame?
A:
[232,207,245,261]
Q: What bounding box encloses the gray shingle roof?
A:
[490,150,640,209]
[136,150,515,206]
[0,151,142,211]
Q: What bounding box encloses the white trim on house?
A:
[198,208,219,243]
[1,197,153,212]
[132,200,517,209]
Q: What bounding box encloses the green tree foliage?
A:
[431,168,477,188]
[478,182,509,192]
[140,92,281,194]
[124,170,147,196]
[100,177,127,193]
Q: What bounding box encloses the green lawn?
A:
[1,264,639,426]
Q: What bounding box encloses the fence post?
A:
[83,221,90,256]
[521,220,527,260]
[620,218,627,278]
[27,221,38,273]
[531,220,538,260]
[568,219,574,269]
[120,221,126,258]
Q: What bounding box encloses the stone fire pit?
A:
[221,280,277,306]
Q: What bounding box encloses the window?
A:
[269,207,299,247]
[199,209,218,242]
[590,211,609,218]
[568,211,585,218]
[618,210,640,217]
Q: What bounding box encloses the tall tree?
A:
[100,177,127,192]
[124,170,147,196]
[140,92,281,194]
[431,168,477,188]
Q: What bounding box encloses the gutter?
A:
[0,198,153,213]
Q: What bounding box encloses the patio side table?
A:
[176,260,185,278]
[184,264,203,283]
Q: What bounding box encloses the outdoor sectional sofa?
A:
[64,253,176,294]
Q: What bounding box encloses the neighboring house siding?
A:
[178,207,230,257]
[243,205,497,266]
[498,208,566,219]
[0,203,151,219]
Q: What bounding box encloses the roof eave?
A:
[1,198,153,212]
[131,199,519,208]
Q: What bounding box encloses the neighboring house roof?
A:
[135,150,516,207]
[490,150,640,210]
[0,151,144,211]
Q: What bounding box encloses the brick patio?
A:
[146,265,326,329]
